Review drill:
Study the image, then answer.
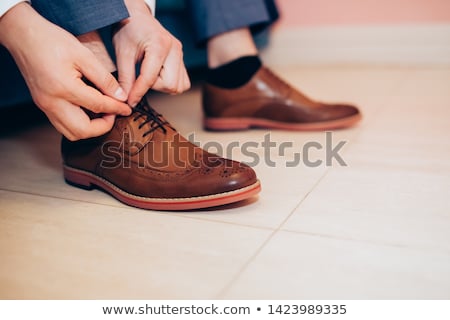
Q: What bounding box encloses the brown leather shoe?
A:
[203,66,361,131]
[61,99,260,211]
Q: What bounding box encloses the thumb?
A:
[78,51,128,101]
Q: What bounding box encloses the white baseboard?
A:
[261,24,450,66]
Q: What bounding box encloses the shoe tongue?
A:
[134,99,151,113]
[111,103,172,155]
[133,98,173,134]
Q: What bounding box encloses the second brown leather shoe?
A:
[203,66,361,131]
[62,99,260,211]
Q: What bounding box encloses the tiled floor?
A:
[1,66,449,299]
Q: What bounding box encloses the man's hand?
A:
[113,0,190,107]
[0,3,131,141]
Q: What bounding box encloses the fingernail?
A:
[114,87,127,100]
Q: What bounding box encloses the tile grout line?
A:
[167,69,411,232]
[172,213,276,231]
[214,68,415,298]
[0,187,133,209]
[280,228,450,255]
[1,67,423,300]
[215,166,332,299]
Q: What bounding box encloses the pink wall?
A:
[275,0,450,27]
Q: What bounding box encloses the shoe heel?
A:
[204,117,251,131]
[64,167,94,190]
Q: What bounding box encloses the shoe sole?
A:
[63,165,261,211]
[204,114,362,131]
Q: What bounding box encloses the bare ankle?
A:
[77,31,116,72]
[207,28,258,68]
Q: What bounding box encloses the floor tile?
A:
[282,165,450,252]
[0,125,123,207]
[223,231,450,299]
[342,67,450,172]
[0,190,271,299]
[1,66,449,299]
[175,191,302,230]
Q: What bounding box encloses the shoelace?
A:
[132,99,170,137]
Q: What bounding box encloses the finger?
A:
[44,100,89,141]
[78,50,128,101]
[46,116,75,142]
[170,62,186,95]
[70,79,131,116]
[176,61,184,94]
[151,59,182,94]
[85,113,116,137]
[116,51,136,96]
[68,110,115,140]
[152,64,188,94]
[43,100,81,140]
[128,46,169,106]
[158,45,183,93]
[66,104,116,140]
[183,71,191,91]
[181,60,191,91]
[178,58,191,93]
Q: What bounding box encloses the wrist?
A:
[0,2,39,49]
[124,0,153,15]
[114,0,154,33]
